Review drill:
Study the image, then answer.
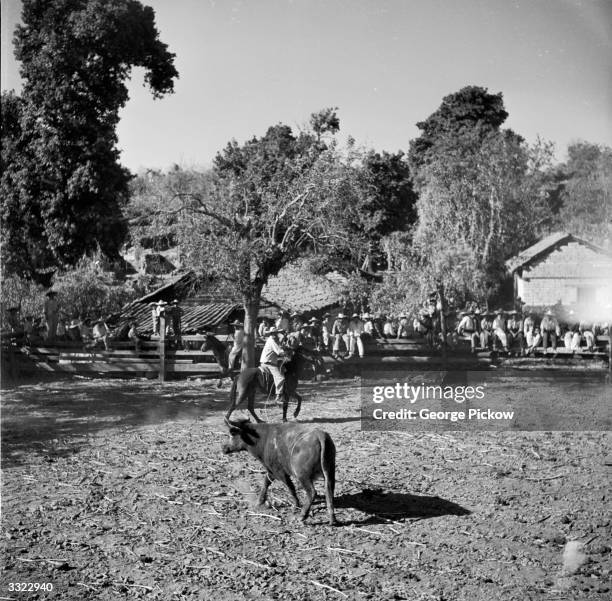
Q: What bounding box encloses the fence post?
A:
[158,313,166,383]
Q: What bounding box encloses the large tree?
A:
[129,111,369,367]
[396,86,553,308]
[1,0,178,280]
[358,150,417,270]
[408,85,511,188]
[553,142,612,245]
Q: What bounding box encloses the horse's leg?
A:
[282,392,289,422]
[293,392,302,419]
[247,384,264,423]
[225,376,240,421]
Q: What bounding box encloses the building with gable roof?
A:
[505,232,612,314]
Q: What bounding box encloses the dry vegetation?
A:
[1,376,611,600]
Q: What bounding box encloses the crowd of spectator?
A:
[3,292,610,360]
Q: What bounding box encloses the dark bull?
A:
[222,419,337,526]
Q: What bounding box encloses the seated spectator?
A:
[480,311,494,350]
[523,312,536,345]
[67,318,82,342]
[88,317,110,351]
[562,311,580,351]
[525,326,542,355]
[362,313,381,339]
[540,309,559,353]
[578,321,595,352]
[492,310,509,352]
[456,310,479,353]
[506,310,524,353]
[396,314,410,339]
[383,316,396,338]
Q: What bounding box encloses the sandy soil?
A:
[1,375,611,600]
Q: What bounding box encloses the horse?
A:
[226,347,318,423]
[200,333,232,387]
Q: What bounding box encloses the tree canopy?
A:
[373,86,554,312]
[408,86,512,187]
[128,110,370,365]
[1,0,178,280]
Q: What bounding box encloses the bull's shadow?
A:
[334,488,471,526]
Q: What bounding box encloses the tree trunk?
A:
[242,290,261,369]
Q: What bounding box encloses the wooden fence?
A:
[2,334,609,384]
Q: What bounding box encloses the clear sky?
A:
[2,0,611,172]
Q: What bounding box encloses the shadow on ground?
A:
[335,488,471,525]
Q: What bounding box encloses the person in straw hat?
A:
[259,328,286,403]
[331,313,350,358]
[169,299,183,346]
[228,319,245,370]
[348,313,365,358]
[540,308,559,353]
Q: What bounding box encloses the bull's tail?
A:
[319,432,337,525]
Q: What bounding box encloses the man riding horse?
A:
[259,328,286,405]
[226,326,320,423]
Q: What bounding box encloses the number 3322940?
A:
[9,582,54,592]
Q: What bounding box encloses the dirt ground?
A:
[1,374,611,600]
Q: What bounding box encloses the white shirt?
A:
[232,328,244,349]
[260,336,283,364]
[349,318,364,335]
[383,321,396,336]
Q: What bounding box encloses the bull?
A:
[222,419,337,526]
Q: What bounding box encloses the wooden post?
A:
[158,313,166,383]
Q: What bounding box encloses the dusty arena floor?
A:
[1,375,611,600]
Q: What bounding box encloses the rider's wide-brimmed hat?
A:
[230,320,244,327]
[352,313,359,318]
[156,300,168,306]
[361,312,370,319]
[545,309,553,316]
[337,313,346,319]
